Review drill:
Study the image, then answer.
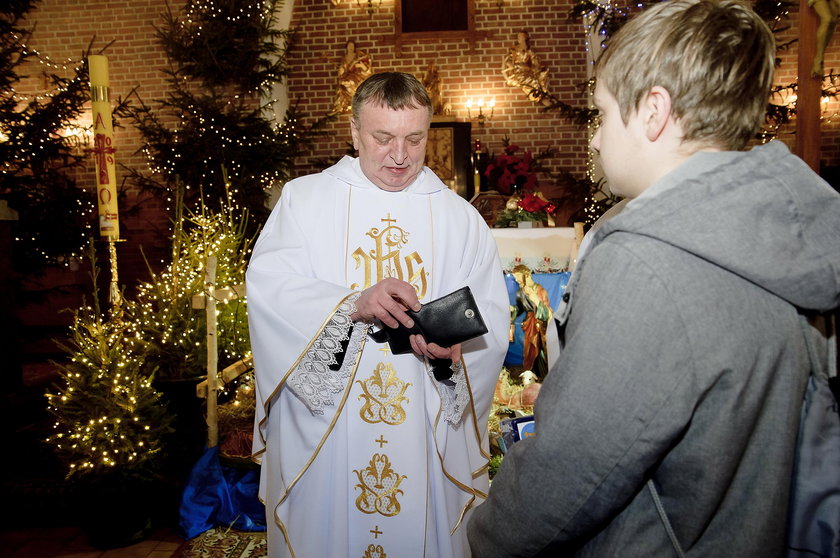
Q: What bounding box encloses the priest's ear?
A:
[350,118,360,151]
[641,85,673,142]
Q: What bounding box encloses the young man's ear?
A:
[642,86,673,142]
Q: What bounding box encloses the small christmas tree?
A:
[44,257,173,481]
[124,184,252,381]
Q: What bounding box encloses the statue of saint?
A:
[511,264,552,380]
[502,30,551,105]
[331,40,373,114]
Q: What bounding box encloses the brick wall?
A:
[14,0,840,295]
[287,0,594,190]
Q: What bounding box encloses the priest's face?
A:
[351,101,431,191]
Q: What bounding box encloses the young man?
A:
[247,72,509,558]
[468,1,840,556]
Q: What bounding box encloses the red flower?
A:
[484,144,539,195]
[518,193,549,213]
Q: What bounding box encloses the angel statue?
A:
[422,62,451,115]
[331,40,373,115]
[502,30,552,105]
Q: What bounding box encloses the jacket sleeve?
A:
[467,239,697,557]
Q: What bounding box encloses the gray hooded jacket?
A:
[468,141,840,557]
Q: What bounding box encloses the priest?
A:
[247,71,509,558]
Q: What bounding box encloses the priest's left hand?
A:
[409,334,462,363]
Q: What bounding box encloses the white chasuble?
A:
[247,157,510,558]
[345,190,432,558]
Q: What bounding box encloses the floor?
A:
[0,525,185,558]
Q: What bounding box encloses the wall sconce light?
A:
[331,0,382,16]
[466,97,495,127]
[356,0,382,16]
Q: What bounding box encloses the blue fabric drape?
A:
[178,446,266,539]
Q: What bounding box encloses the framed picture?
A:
[425,121,473,201]
[399,0,469,33]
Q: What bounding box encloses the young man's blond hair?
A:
[595,0,775,151]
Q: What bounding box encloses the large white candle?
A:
[88,55,119,239]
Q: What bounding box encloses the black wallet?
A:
[369,286,488,381]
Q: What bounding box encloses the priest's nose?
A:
[390,142,407,165]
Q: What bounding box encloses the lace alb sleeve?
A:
[433,360,470,427]
[287,293,370,414]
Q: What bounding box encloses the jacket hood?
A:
[322,155,448,195]
[592,141,840,312]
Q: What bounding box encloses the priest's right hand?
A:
[351,278,421,329]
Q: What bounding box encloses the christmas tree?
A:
[44,257,173,481]
[0,0,97,273]
[124,184,252,382]
[122,0,330,233]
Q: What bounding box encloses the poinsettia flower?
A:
[519,193,549,213]
[484,143,540,195]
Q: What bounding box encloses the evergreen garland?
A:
[562,0,798,135]
[556,0,800,226]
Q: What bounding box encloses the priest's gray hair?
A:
[351,71,433,121]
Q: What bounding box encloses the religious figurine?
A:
[811,0,840,77]
[422,62,450,115]
[511,264,552,380]
[331,40,373,114]
[502,30,552,105]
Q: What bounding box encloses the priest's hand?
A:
[352,277,421,329]
[409,335,462,363]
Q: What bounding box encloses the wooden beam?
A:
[795,0,822,172]
[196,356,255,399]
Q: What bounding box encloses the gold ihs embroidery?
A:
[353,453,406,517]
[362,544,387,558]
[350,214,428,298]
[357,363,411,425]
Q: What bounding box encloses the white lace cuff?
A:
[288,293,370,414]
[434,360,470,427]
